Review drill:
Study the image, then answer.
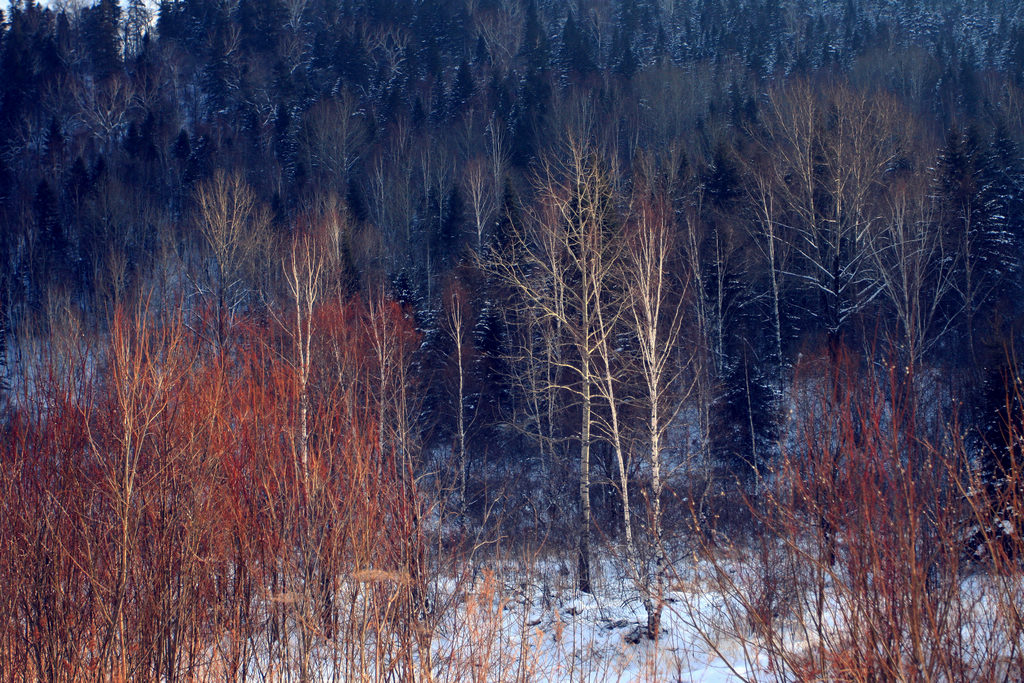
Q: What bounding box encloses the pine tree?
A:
[236,0,284,56]
[610,25,638,77]
[2,2,61,136]
[34,179,66,279]
[82,0,122,80]
[988,123,1024,305]
[334,30,369,89]
[710,344,779,486]
[43,116,64,174]
[560,13,595,78]
[937,125,1012,363]
[123,0,149,58]
[156,1,184,44]
[202,1,236,112]
[520,0,549,73]
[511,1,552,169]
[450,58,475,115]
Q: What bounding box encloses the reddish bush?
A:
[0,295,425,681]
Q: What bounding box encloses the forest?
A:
[2,0,1024,679]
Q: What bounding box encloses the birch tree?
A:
[282,230,326,490]
[868,173,958,369]
[193,170,270,347]
[443,278,475,528]
[744,152,792,366]
[622,174,691,638]
[760,81,901,352]
[488,133,617,593]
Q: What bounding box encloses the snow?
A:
[426,560,765,682]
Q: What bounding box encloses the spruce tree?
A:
[82,0,122,80]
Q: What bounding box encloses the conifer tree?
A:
[82,0,122,80]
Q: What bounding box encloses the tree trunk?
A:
[579,373,593,594]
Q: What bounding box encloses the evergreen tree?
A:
[202,1,235,112]
[560,13,595,78]
[184,133,214,186]
[156,0,185,44]
[520,0,549,73]
[611,25,638,77]
[335,30,369,90]
[511,3,552,167]
[988,123,1024,305]
[450,58,475,115]
[474,33,489,65]
[2,2,60,137]
[123,0,149,58]
[82,0,122,80]
[710,345,778,484]
[33,179,66,278]
[236,0,284,56]
[937,125,1013,362]
[42,116,64,173]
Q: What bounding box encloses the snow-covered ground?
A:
[427,559,767,682]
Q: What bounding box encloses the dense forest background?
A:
[4,0,1024,509]
[2,0,1024,678]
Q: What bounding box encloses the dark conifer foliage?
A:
[82,0,121,79]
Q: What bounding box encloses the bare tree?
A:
[464,156,497,252]
[71,73,137,152]
[622,173,692,638]
[868,172,958,369]
[299,94,365,189]
[192,169,271,346]
[443,278,476,528]
[679,191,715,463]
[760,80,902,351]
[585,181,640,612]
[361,23,411,88]
[743,151,793,366]
[418,140,455,299]
[366,121,416,268]
[488,132,619,593]
[282,231,327,488]
[365,283,420,481]
[84,300,190,679]
[475,4,523,73]
[498,286,570,524]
